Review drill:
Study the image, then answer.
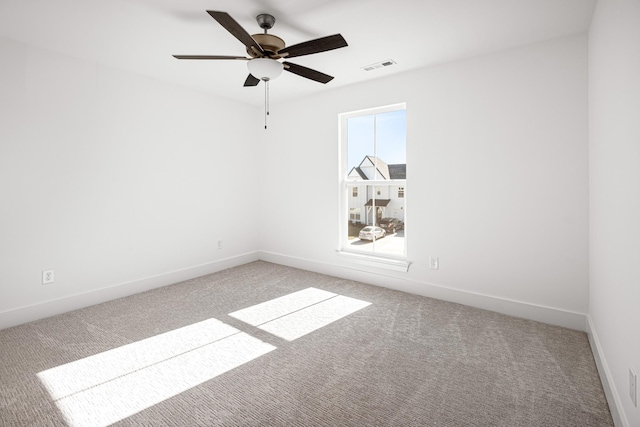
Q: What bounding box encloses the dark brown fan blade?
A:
[278,34,347,58]
[207,11,264,56]
[283,62,334,84]
[173,55,248,60]
[244,74,260,86]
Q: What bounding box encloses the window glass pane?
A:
[347,110,406,181]
[375,109,407,178]
[345,185,405,257]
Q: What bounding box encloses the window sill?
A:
[337,250,410,272]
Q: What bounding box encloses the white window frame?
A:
[337,103,409,272]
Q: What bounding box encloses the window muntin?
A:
[340,104,406,259]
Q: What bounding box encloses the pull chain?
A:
[264,80,272,129]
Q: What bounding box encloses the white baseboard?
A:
[587,315,627,427]
[258,250,587,331]
[1,249,587,334]
[0,251,259,330]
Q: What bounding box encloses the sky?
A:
[347,109,406,171]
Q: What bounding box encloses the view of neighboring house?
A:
[347,156,406,225]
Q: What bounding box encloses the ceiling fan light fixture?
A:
[247,58,283,81]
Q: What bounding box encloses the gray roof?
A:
[350,156,406,180]
[352,167,367,179]
[388,164,406,179]
[364,199,391,207]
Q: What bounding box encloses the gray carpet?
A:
[0,261,612,426]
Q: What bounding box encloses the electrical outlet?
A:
[429,257,439,270]
[217,240,223,250]
[630,368,637,407]
[42,269,55,284]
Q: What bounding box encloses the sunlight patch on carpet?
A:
[38,319,275,427]
[229,287,371,341]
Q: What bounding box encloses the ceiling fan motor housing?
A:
[249,33,286,57]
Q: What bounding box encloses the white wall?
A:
[0,37,260,328]
[588,0,640,425]
[259,34,589,329]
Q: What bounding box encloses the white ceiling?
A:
[0,0,596,106]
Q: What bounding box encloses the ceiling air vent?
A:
[362,59,396,72]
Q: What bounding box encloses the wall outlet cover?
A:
[42,269,55,284]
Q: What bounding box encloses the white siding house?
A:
[347,156,406,225]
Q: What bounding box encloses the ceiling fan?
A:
[173,10,348,87]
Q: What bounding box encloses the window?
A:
[339,103,407,264]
